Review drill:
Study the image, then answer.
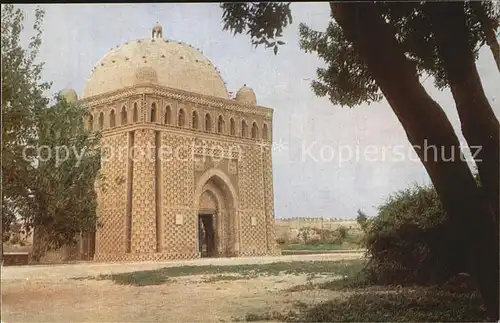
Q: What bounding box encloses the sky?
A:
[19,3,500,219]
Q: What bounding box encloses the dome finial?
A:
[152,22,163,39]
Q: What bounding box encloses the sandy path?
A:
[2,273,349,322]
[2,254,363,322]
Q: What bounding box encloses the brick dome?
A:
[83,25,228,99]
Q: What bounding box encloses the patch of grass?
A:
[203,274,255,283]
[286,281,317,292]
[285,243,348,251]
[244,311,289,322]
[240,286,489,322]
[283,232,363,252]
[286,259,368,292]
[281,249,363,255]
[296,288,488,322]
[111,270,170,286]
[89,259,366,286]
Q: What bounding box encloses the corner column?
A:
[131,129,157,253]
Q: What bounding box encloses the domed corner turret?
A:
[134,66,158,85]
[59,88,78,104]
[235,84,257,106]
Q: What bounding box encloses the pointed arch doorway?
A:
[194,168,239,258]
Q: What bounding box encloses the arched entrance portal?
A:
[194,169,239,258]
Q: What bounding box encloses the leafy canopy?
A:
[1,4,50,233]
[2,5,101,250]
[221,2,499,107]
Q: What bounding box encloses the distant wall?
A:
[275,218,361,242]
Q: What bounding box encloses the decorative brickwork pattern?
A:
[228,159,238,175]
[262,146,277,252]
[236,145,270,254]
[131,129,157,253]
[141,94,147,122]
[161,133,197,255]
[94,252,199,262]
[239,210,267,254]
[238,146,264,210]
[86,87,277,262]
[96,133,128,255]
[161,208,197,255]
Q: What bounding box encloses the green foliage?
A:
[324,228,343,245]
[285,243,349,251]
[299,21,383,107]
[244,270,488,322]
[295,227,345,245]
[9,233,21,245]
[1,4,50,233]
[356,209,369,234]
[2,5,101,255]
[356,209,367,224]
[275,237,287,245]
[92,260,362,286]
[280,287,487,322]
[336,225,348,239]
[111,270,170,286]
[241,261,489,322]
[298,2,499,106]
[220,2,292,54]
[364,184,461,285]
[287,226,365,249]
[221,2,498,106]
[30,97,101,257]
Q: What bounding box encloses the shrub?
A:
[298,228,310,243]
[276,237,287,245]
[356,209,369,232]
[306,236,322,246]
[364,183,462,285]
[276,230,291,246]
[313,228,344,245]
[336,226,348,239]
[9,233,21,245]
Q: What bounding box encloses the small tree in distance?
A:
[356,209,368,232]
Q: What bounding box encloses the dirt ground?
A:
[2,253,362,322]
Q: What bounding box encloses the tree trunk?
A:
[486,33,500,73]
[426,1,500,224]
[1,205,3,265]
[471,1,500,73]
[331,2,499,319]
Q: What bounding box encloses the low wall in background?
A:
[275,218,361,241]
[3,252,29,266]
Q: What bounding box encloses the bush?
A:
[356,209,368,232]
[9,233,21,245]
[336,226,348,239]
[364,183,462,285]
[306,236,322,246]
[276,237,287,245]
[298,228,310,243]
[328,232,343,245]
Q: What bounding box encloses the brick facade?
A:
[86,85,279,262]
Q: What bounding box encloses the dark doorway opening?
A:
[198,214,216,257]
